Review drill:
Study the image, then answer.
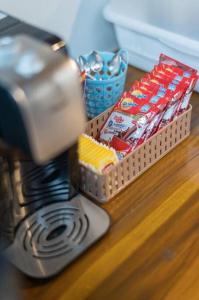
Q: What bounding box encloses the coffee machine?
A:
[0,13,110,279]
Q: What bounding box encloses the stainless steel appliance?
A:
[0,14,110,279]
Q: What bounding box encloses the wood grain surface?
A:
[20,66,199,300]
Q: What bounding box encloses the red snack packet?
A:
[99,94,141,145]
[144,73,173,88]
[158,54,198,112]
[145,73,185,102]
[128,83,154,103]
[111,136,132,160]
[129,79,174,133]
[142,78,181,128]
[115,93,150,114]
[151,64,193,83]
[177,74,198,113]
[159,54,198,76]
[140,72,191,123]
[131,79,163,97]
[153,63,190,76]
[140,78,174,103]
[130,80,152,91]
[133,77,186,139]
[151,72,173,83]
[143,110,165,140]
[152,67,198,114]
[148,72,190,97]
[158,101,180,129]
[130,81,170,111]
[123,102,162,149]
[152,64,197,92]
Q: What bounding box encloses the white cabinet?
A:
[104,0,199,91]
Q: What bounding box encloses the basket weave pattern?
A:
[84,51,128,118]
[85,76,126,118]
[80,106,192,203]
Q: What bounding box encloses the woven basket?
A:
[79,105,192,203]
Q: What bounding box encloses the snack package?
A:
[123,103,162,149]
[128,83,155,102]
[149,72,188,94]
[144,73,187,121]
[145,73,182,98]
[130,80,164,100]
[144,73,181,94]
[159,54,198,76]
[130,80,172,111]
[130,81,173,136]
[158,54,198,113]
[140,79,173,103]
[99,94,145,145]
[150,68,198,116]
[79,134,119,174]
[143,110,165,140]
[177,77,197,113]
[151,62,193,80]
[110,136,132,160]
[140,78,165,91]
[99,80,172,146]
[99,110,137,145]
[153,64,192,79]
[100,84,170,142]
[158,101,179,128]
[176,74,198,113]
[152,63,198,94]
[142,77,183,128]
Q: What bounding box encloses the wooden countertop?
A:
[21,66,199,300]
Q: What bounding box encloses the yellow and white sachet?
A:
[78,134,119,174]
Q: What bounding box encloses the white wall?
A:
[0,0,118,58]
[69,0,118,57]
[0,0,81,42]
